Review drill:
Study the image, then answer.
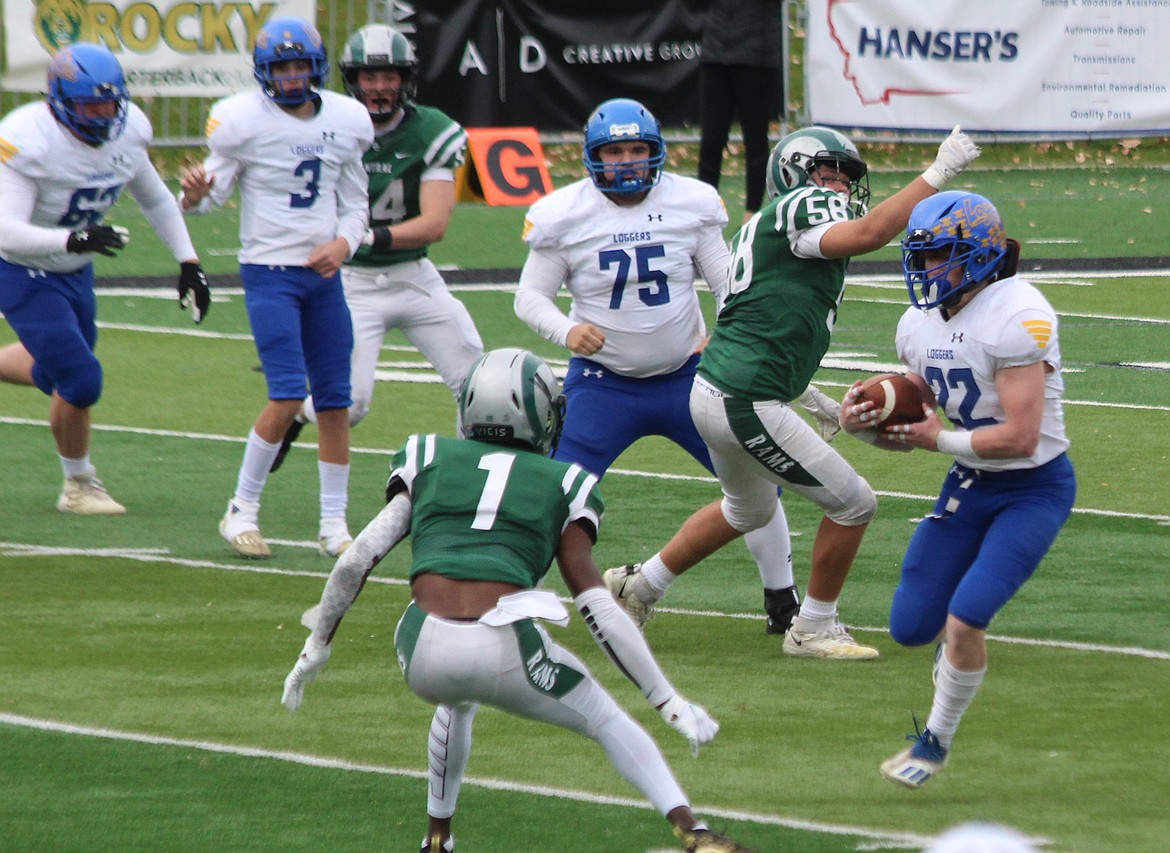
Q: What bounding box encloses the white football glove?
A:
[922,125,981,189]
[281,636,331,712]
[797,385,842,443]
[659,694,720,757]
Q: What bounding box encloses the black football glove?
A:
[65,225,130,257]
[178,262,211,324]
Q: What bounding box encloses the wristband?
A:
[921,165,949,190]
[369,226,393,252]
[936,429,974,457]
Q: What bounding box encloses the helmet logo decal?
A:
[608,121,641,138]
[48,49,80,82]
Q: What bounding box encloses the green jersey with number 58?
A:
[698,185,857,403]
[349,105,468,268]
[389,434,604,587]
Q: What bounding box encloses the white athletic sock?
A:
[797,594,838,624]
[640,554,675,596]
[318,460,350,519]
[60,454,93,479]
[427,703,477,820]
[744,498,794,588]
[926,651,986,749]
[235,429,279,503]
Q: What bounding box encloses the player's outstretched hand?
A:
[922,125,981,189]
[66,225,130,257]
[178,262,211,324]
[281,637,331,712]
[659,694,720,757]
[797,384,842,442]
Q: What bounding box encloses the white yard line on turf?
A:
[0,710,969,851]
[1,540,1167,661]
[2,415,1168,525]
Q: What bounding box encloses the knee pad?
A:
[54,358,103,408]
[720,494,776,534]
[826,476,877,527]
[348,398,370,426]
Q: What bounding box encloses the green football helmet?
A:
[340,24,417,120]
[766,126,870,209]
[459,349,564,455]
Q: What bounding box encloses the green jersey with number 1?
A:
[390,434,604,587]
[698,185,858,403]
[349,105,468,268]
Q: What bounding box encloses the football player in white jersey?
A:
[0,43,208,515]
[839,192,1076,787]
[516,98,841,639]
[275,24,483,470]
[179,17,374,559]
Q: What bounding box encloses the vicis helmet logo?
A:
[35,0,86,54]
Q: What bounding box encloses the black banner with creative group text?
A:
[409,0,711,131]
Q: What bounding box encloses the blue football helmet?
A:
[582,98,666,198]
[46,43,129,146]
[253,17,328,106]
[902,191,1009,310]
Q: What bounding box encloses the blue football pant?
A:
[889,454,1076,646]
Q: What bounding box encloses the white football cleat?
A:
[783,617,879,660]
[318,516,352,557]
[56,473,126,515]
[603,564,657,629]
[219,498,270,559]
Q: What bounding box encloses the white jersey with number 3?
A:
[521,173,728,377]
[896,275,1070,471]
[199,90,373,265]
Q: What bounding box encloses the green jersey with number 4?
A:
[389,434,604,587]
[698,185,857,403]
[349,105,468,268]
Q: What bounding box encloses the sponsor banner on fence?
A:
[1,0,313,97]
[806,0,1170,136]
[411,0,708,131]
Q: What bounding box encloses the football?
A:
[856,373,926,426]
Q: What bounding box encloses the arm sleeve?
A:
[420,166,455,183]
[694,226,730,312]
[128,160,197,262]
[0,166,71,255]
[514,248,574,347]
[309,492,412,645]
[574,586,675,708]
[335,155,371,257]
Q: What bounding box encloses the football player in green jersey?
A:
[281,349,756,853]
[277,24,484,471]
[607,126,981,660]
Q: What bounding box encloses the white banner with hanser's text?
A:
[805,0,1170,136]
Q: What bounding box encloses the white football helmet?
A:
[766,126,870,208]
[459,349,564,454]
[340,24,417,121]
